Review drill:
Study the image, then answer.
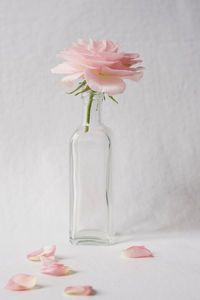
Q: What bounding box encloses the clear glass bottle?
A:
[69,91,112,245]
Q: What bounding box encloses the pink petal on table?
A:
[41,264,72,276]
[40,256,60,266]
[5,274,37,291]
[64,286,93,296]
[27,245,56,261]
[121,246,153,258]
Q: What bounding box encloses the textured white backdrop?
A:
[1,1,200,299]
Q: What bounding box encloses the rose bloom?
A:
[52,39,144,95]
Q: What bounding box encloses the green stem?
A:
[84,91,94,133]
[67,80,86,94]
[109,95,118,104]
[75,85,90,96]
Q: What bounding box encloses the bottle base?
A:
[70,229,112,246]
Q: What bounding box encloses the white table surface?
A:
[1,231,200,300]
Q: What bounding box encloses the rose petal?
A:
[85,68,126,95]
[64,286,93,296]
[121,246,152,258]
[101,66,137,77]
[52,39,144,95]
[5,274,37,291]
[40,255,72,275]
[40,256,60,266]
[128,71,144,82]
[51,62,82,74]
[62,72,84,87]
[41,262,72,276]
[27,245,56,261]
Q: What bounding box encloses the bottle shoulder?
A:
[70,125,111,144]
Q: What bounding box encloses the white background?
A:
[0,0,200,299]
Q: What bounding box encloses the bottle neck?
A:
[81,91,104,129]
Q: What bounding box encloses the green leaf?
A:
[109,95,119,104]
[67,80,86,94]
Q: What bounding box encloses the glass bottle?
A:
[69,91,112,245]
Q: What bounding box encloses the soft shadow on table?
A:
[91,289,97,296]
[55,255,67,260]
[33,284,45,290]
[69,270,78,276]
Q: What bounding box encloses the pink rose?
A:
[51,39,144,95]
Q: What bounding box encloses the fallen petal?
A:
[40,255,71,276]
[121,246,152,258]
[40,256,60,266]
[5,274,37,291]
[41,265,72,276]
[64,286,93,296]
[27,245,56,261]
